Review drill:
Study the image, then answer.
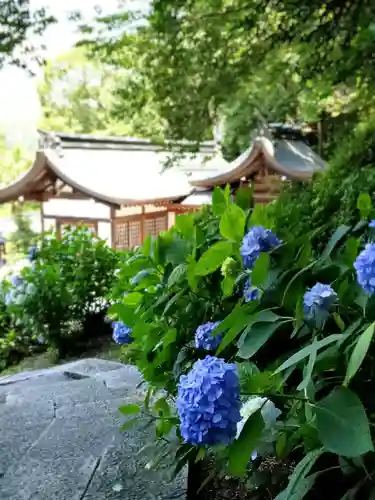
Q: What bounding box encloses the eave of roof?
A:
[0,149,196,208]
[189,137,325,188]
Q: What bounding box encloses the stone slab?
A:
[0,359,187,500]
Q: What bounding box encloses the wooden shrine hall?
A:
[0,125,326,250]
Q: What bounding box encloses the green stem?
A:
[241,391,310,402]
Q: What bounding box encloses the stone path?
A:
[0,359,186,500]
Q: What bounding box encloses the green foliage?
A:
[8,204,38,256]
[273,115,375,241]
[39,47,165,139]
[8,226,119,357]
[78,0,375,160]
[108,187,375,498]
[0,1,55,68]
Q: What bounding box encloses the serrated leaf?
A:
[123,292,143,306]
[228,409,264,477]
[221,275,235,297]
[357,193,372,219]
[167,263,188,288]
[130,268,155,286]
[107,302,135,324]
[195,241,233,276]
[344,322,375,386]
[212,186,228,216]
[220,204,246,242]
[142,234,151,256]
[314,387,373,457]
[235,185,253,210]
[175,214,195,238]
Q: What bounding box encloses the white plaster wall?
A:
[115,205,142,217]
[98,221,112,246]
[44,218,57,234]
[168,211,176,229]
[43,199,110,219]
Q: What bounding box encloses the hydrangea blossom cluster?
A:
[240,226,281,268]
[112,321,133,345]
[176,355,241,446]
[243,278,260,303]
[5,275,25,305]
[303,282,337,321]
[369,220,375,229]
[28,246,38,261]
[195,321,222,351]
[354,243,375,295]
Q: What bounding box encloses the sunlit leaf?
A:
[195,241,233,276]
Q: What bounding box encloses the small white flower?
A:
[236,396,281,438]
[112,483,123,492]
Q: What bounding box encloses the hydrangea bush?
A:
[108,187,375,498]
[6,226,119,357]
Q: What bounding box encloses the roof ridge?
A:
[37,130,216,152]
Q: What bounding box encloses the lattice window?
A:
[129,220,142,248]
[114,221,130,251]
[144,215,167,237]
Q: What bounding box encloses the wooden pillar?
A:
[140,205,145,243]
[40,202,45,237]
[110,206,116,249]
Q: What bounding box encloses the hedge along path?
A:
[0,358,186,500]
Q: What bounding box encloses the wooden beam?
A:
[51,192,91,200]
[43,214,111,224]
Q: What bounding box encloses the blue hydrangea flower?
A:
[243,278,260,302]
[369,220,375,229]
[11,274,23,287]
[355,243,375,295]
[28,247,38,261]
[195,321,222,351]
[176,355,241,446]
[240,226,281,268]
[112,321,133,345]
[303,282,337,320]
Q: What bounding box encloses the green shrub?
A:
[108,187,375,498]
[273,115,375,244]
[7,226,119,357]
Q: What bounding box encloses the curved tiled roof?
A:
[190,136,326,188]
[0,132,217,207]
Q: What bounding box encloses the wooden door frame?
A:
[113,211,168,249]
[56,218,99,238]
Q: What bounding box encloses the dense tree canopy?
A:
[38,47,166,139]
[0,0,55,68]
[80,0,375,157]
